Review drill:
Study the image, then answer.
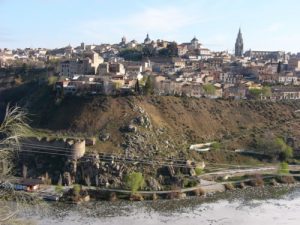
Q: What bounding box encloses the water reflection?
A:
[20,186,300,225]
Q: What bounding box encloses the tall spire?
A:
[235,28,244,57]
[144,33,151,44]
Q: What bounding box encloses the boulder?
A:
[130,193,144,201]
[109,192,118,202]
[85,137,96,146]
[147,177,162,191]
[120,124,137,133]
[167,166,176,177]
[134,115,152,129]
[100,133,110,142]
[63,172,72,186]
[189,168,196,176]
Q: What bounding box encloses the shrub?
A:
[167,188,181,199]
[144,76,154,95]
[203,84,216,95]
[125,172,145,194]
[195,167,204,176]
[73,184,81,197]
[55,185,63,194]
[255,137,293,160]
[48,75,58,85]
[238,182,246,189]
[193,188,205,196]
[278,162,289,174]
[211,142,221,151]
[183,179,198,188]
[249,174,264,187]
[270,178,278,186]
[275,138,293,161]
[277,176,295,184]
[224,183,235,190]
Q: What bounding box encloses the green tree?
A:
[167,42,178,57]
[277,61,282,74]
[262,86,272,97]
[157,42,178,57]
[0,106,32,178]
[275,138,293,161]
[195,167,203,176]
[48,75,58,86]
[125,172,145,194]
[55,185,63,194]
[0,106,36,224]
[248,87,271,100]
[144,76,154,95]
[134,79,141,95]
[142,45,156,57]
[119,48,143,61]
[255,136,293,161]
[278,162,289,174]
[211,142,221,151]
[203,84,216,96]
[248,88,262,99]
[73,184,81,197]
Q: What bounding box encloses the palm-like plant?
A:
[0,105,32,178]
[0,105,36,224]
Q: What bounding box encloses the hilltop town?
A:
[1,29,300,101]
[1,29,300,203]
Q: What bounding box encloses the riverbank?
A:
[11,184,300,225]
[58,173,300,203]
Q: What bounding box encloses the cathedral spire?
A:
[235,28,244,57]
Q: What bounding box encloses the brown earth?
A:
[27,95,300,162]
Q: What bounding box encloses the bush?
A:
[167,185,181,199]
[183,179,198,188]
[270,178,278,186]
[203,84,216,95]
[275,138,293,161]
[277,176,295,184]
[248,87,271,100]
[125,172,145,194]
[73,184,81,197]
[255,137,293,161]
[55,185,63,194]
[144,76,154,95]
[224,183,235,190]
[211,142,221,151]
[278,162,289,174]
[195,167,204,176]
[249,174,264,187]
[238,182,246,189]
[192,188,205,196]
[48,75,58,85]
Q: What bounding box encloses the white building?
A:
[278,73,298,85]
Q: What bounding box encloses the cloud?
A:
[77,6,210,43]
[125,7,200,32]
[204,34,231,51]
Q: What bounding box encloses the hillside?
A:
[22,93,300,160]
[1,81,300,163]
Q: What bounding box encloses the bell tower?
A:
[235,28,244,57]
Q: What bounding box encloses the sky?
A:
[0,0,299,53]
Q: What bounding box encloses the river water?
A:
[20,186,300,225]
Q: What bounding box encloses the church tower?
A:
[235,28,244,57]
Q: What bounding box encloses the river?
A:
[18,186,300,225]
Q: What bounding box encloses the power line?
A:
[19,143,190,163]
[16,143,265,169]
[18,149,196,168]
[19,148,259,169]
